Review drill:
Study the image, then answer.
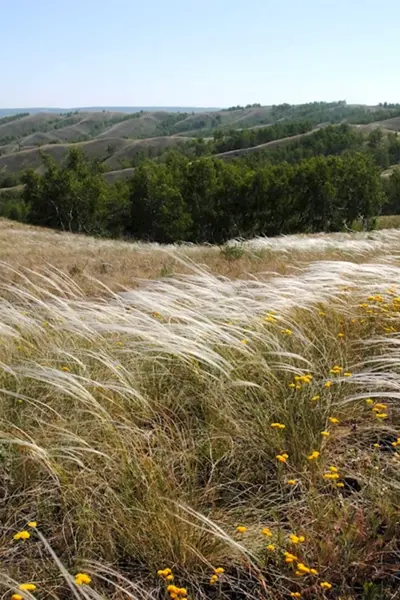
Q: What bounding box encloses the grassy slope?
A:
[0,220,399,600]
[1,107,400,180]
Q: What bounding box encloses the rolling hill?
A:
[1,102,400,185]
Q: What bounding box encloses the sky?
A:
[1,0,400,108]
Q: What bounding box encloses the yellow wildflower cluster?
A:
[262,527,273,537]
[157,568,174,582]
[281,328,292,336]
[75,573,91,586]
[369,402,389,420]
[295,562,318,576]
[276,453,289,463]
[320,581,333,590]
[289,534,305,545]
[264,312,277,323]
[284,551,297,563]
[289,373,312,390]
[329,365,353,378]
[167,586,188,600]
[13,531,30,541]
[392,437,400,448]
[307,451,320,461]
[18,584,37,592]
[271,422,286,429]
[209,567,224,585]
[236,525,247,533]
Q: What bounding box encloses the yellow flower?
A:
[167,586,179,594]
[178,589,187,596]
[324,381,333,388]
[330,365,342,374]
[373,443,380,448]
[323,472,340,480]
[61,366,70,372]
[296,563,311,573]
[328,417,340,424]
[236,526,247,533]
[27,521,37,528]
[289,383,296,388]
[166,575,174,581]
[276,454,288,463]
[338,333,345,338]
[344,372,352,377]
[264,314,277,323]
[214,567,224,574]
[262,527,273,536]
[12,596,23,600]
[287,479,297,485]
[320,582,332,590]
[311,395,320,401]
[375,413,388,419]
[13,531,30,541]
[267,544,275,551]
[366,398,374,405]
[290,593,302,598]
[392,438,400,447]
[281,328,292,335]
[289,534,305,544]
[209,576,218,585]
[336,482,344,488]
[158,569,172,577]
[307,451,320,460]
[310,568,318,575]
[373,403,387,411]
[294,571,306,577]
[75,573,91,586]
[271,422,286,429]
[284,551,297,563]
[18,585,36,592]
[321,431,330,437]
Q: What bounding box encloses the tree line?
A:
[15,147,384,243]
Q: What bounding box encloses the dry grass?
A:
[1,220,399,295]
[0,221,399,600]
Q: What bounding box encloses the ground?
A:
[0,220,399,600]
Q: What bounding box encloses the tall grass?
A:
[0,242,399,599]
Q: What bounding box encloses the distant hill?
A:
[0,107,220,118]
[1,101,400,185]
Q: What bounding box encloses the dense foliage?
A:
[18,147,384,243]
[4,101,400,242]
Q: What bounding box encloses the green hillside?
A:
[1,101,400,181]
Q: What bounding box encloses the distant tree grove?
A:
[15,146,386,243]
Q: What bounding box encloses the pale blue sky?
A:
[1,0,399,108]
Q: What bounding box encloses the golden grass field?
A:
[0,219,399,600]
